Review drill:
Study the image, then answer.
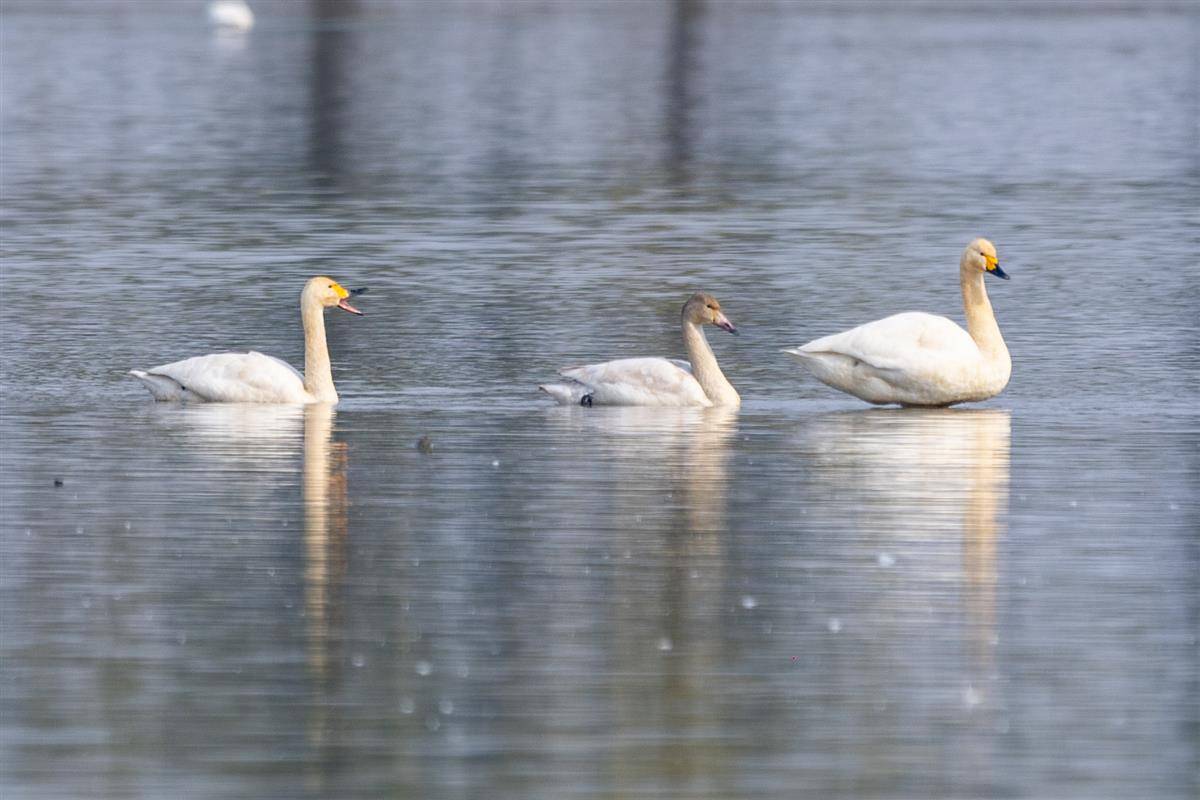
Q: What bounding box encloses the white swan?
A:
[208,0,254,31]
[784,238,1011,406]
[540,293,741,407]
[129,276,366,404]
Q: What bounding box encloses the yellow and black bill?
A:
[984,254,1010,280]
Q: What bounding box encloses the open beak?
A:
[336,286,367,315]
[715,311,738,335]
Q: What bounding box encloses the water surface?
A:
[2,2,1197,798]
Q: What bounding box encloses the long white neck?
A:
[959,262,1010,369]
[682,319,740,406]
[301,296,338,403]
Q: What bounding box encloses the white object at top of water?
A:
[209,0,254,31]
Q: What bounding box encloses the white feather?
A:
[128,370,188,401]
[133,352,309,404]
[538,382,586,405]
[547,357,712,407]
[785,313,992,406]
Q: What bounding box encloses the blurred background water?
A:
[1,1,1197,798]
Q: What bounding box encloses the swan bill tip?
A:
[336,298,364,315]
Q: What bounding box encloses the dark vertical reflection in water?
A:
[309,0,356,185]
[664,0,703,184]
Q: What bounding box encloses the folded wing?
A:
[794,312,979,371]
[556,357,710,406]
[142,351,309,403]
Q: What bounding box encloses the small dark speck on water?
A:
[417,435,434,454]
[53,479,64,487]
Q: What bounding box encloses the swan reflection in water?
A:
[149,400,347,643]
[545,404,738,536]
[549,405,740,789]
[148,402,305,465]
[298,403,348,792]
[150,402,347,780]
[301,403,347,682]
[798,408,1011,698]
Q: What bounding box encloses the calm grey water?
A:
[2,1,1198,798]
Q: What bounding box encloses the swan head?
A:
[683,292,738,335]
[303,276,368,315]
[963,238,1009,280]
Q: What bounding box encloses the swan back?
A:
[798,312,980,370]
[557,358,712,407]
[138,352,309,403]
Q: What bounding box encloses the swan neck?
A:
[302,296,338,403]
[682,319,740,406]
[960,265,1008,361]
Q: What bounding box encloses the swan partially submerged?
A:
[129,276,366,404]
[540,293,741,407]
[784,238,1011,406]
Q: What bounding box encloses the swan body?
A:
[208,0,255,30]
[542,358,711,407]
[129,276,365,405]
[785,238,1011,407]
[541,293,740,407]
[129,352,308,403]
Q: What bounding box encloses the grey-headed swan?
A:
[540,293,741,407]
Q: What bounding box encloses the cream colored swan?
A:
[540,293,741,407]
[129,276,366,404]
[784,238,1011,406]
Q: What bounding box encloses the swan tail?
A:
[538,383,584,406]
[128,370,185,401]
[781,347,815,360]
